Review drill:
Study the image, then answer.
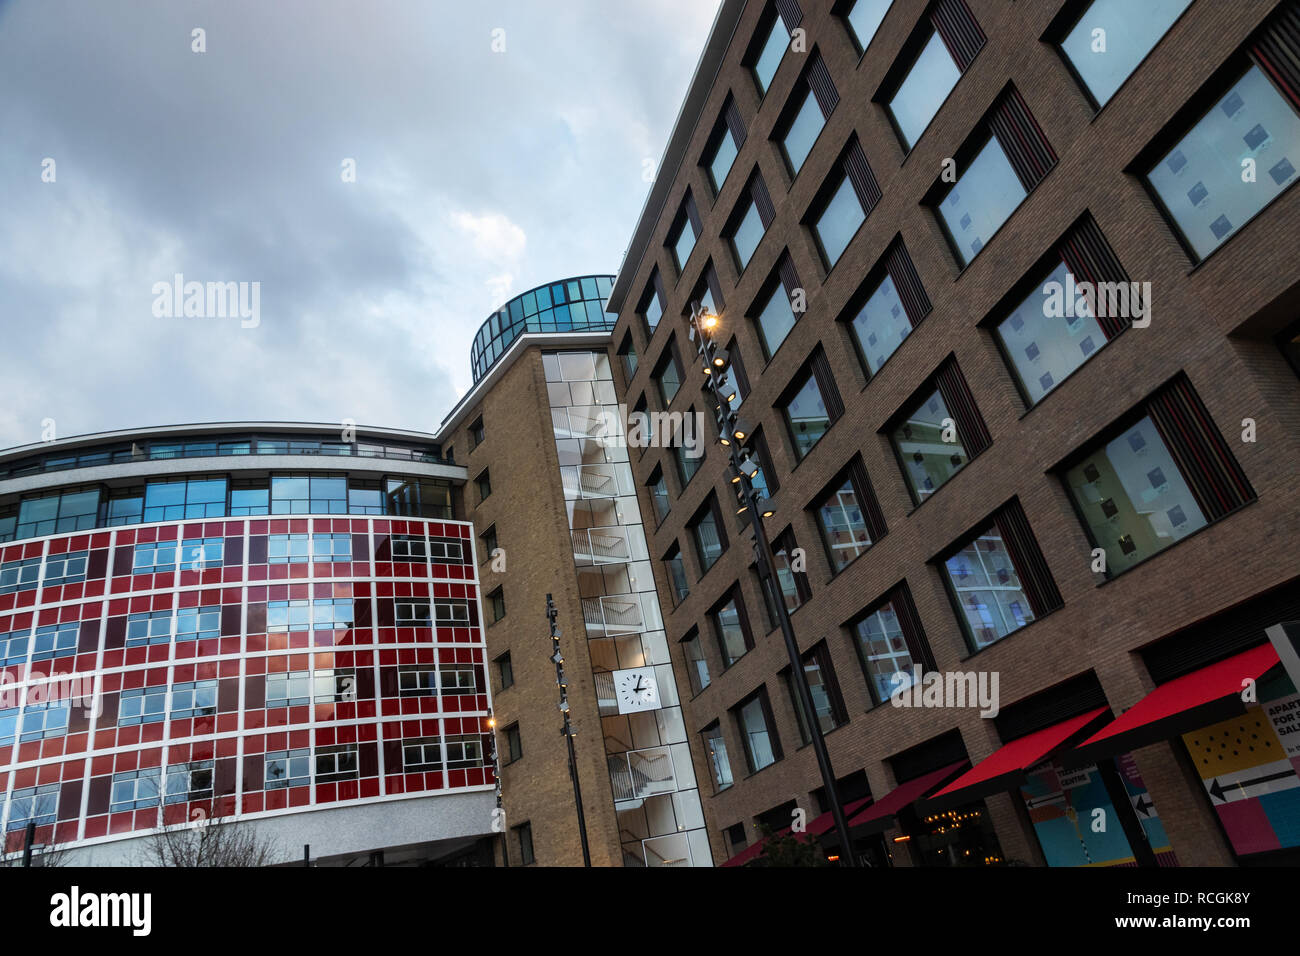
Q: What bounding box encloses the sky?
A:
[0,0,720,449]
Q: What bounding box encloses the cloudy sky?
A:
[0,0,719,449]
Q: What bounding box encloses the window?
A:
[175,605,219,641]
[674,414,701,488]
[496,652,514,691]
[269,474,346,515]
[1,630,29,666]
[0,557,41,594]
[165,761,214,804]
[441,666,478,694]
[682,629,710,695]
[689,496,728,572]
[749,6,793,97]
[268,600,310,632]
[402,737,441,772]
[19,698,68,741]
[126,610,173,647]
[809,137,880,268]
[653,344,684,406]
[268,533,311,564]
[487,586,506,623]
[702,722,733,791]
[230,479,270,516]
[313,598,354,630]
[391,534,428,561]
[844,239,931,378]
[668,192,700,272]
[786,642,847,743]
[476,469,492,504]
[889,30,961,149]
[1058,0,1192,107]
[435,601,470,626]
[618,334,638,379]
[469,417,485,450]
[727,194,766,272]
[664,544,689,606]
[445,734,483,769]
[133,541,178,573]
[1146,64,1300,260]
[111,768,161,811]
[119,685,167,725]
[647,467,671,524]
[515,822,536,865]
[752,256,801,359]
[504,723,522,763]
[480,525,498,564]
[771,527,811,611]
[640,272,666,336]
[43,550,88,586]
[778,86,823,176]
[143,478,226,521]
[704,97,744,194]
[267,671,312,707]
[179,537,223,571]
[710,590,753,667]
[29,622,74,663]
[171,679,218,720]
[16,487,101,538]
[780,350,843,460]
[316,745,359,782]
[812,462,886,575]
[938,500,1062,652]
[398,667,438,697]
[888,358,991,503]
[851,583,934,706]
[843,0,893,53]
[1060,376,1254,577]
[265,749,311,789]
[396,600,433,627]
[5,784,59,831]
[733,688,781,773]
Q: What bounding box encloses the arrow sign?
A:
[1208,770,1297,803]
[1132,794,1153,817]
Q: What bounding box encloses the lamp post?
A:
[688,300,858,866]
[486,709,509,867]
[548,593,592,866]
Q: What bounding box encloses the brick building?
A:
[604,0,1300,866]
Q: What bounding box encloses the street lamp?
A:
[688,300,859,866]
[486,710,508,867]
[548,593,592,866]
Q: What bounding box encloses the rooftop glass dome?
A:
[470,275,615,382]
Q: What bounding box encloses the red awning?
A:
[845,761,969,834]
[720,795,875,866]
[922,707,1111,811]
[1068,643,1281,765]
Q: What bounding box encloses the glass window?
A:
[179,537,223,571]
[848,272,912,376]
[736,692,779,772]
[665,546,689,606]
[730,200,765,272]
[134,541,178,572]
[706,124,740,194]
[813,171,866,267]
[754,282,797,358]
[619,336,638,378]
[649,470,670,524]
[787,645,843,742]
[170,679,218,720]
[814,478,873,572]
[781,371,830,459]
[1,630,29,667]
[175,605,219,641]
[1064,416,1207,576]
[515,822,536,865]
[19,698,68,741]
[892,388,967,500]
[0,557,41,594]
[497,652,514,691]
[31,622,77,662]
[771,532,807,611]
[779,86,824,175]
[125,610,173,647]
[711,596,750,667]
[670,213,697,272]
[853,598,921,705]
[118,686,167,725]
[655,351,683,406]
[1061,0,1192,106]
[16,488,101,538]
[938,136,1028,266]
[675,441,700,488]
[4,784,59,831]
[996,261,1109,404]
[42,550,87,586]
[691,504,724,572]
[1147,65,1300,260]
[752,14,789,96]
[889,31,962,149]
[683,631,710,695]
[165,761,214,805]
[265,749,311,789]
[266,671,312,707]
[702,722,733,791]
[268,534,311,564]
[943,526,1036,651]
[642,284,664,334]
[111,768,161,811]
[488,587,506,623]
[845,0,892,52]
[476,469,492,503]
[143,478,226,522]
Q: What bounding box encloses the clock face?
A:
[613,667,661,714]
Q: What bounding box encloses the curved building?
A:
[0,423,498,866]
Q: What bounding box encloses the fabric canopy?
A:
[1068,643,1281,766]
[719,795,874,866]
[845,761,968,834]
[921,707,1111,812]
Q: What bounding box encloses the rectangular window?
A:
[810,137,880,269]
[726,171,775,274]
[476,469,492,503]
[266,670,312,707]
[704,97,745,195]
[1,630,29,667]
[786,642,847,743]
[780,351,843,460]
[938,500,1062,652]
[312,598,354,630]
[777,85,824,176]
[889,30,961,149]
[749,5,795,97]
[851,583,933,705]
[268,533,311,564]
[752,255,802,359]
[31,622,76,662]
[668,192,701,273]
[710,590,752,667]
[888,358,991,503]
[118,685,168,726]
[19,698,69,741]
[170,679,218,720]
[178,537,223,571]
[844,0,893,53]
[445,734,483,769]
[618,334,638,378]
[647,468,670,524]
[164,761,214,804]
[468,417,485,450]
[734,688,781,773]
[316,744,359,782]
[395,599,433,627]
[702,721,733,791]
[270,474,347,515]
[844,239,931,378]
[771,527,811,611]
[125,610,173,647]
[682,629,710,695]
[1058,0,1192,107]
[496,652,514,691]
[175,605,219,641]
[133,541,178,573]
[403,737,441,772]
[43,550,88,586]
[640,271,666,336]
[143,478,226,522]
[480,525,498,563]
[504,724,523,763]
[488,586,506,623]
[689,496,728,573]
[111,768,161,811]
[515,822,536,865]
[1146,64,1300,260]
[267,600,310,632]
[653,344,684,406]
[4,784,58,831]
[391,534,429,561]
[265,749,311,789]
[812,457,887,573]
[664,544,689,606]
[16,487,102,538]
[0,557,41,595]
[1061,376,1254,576]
